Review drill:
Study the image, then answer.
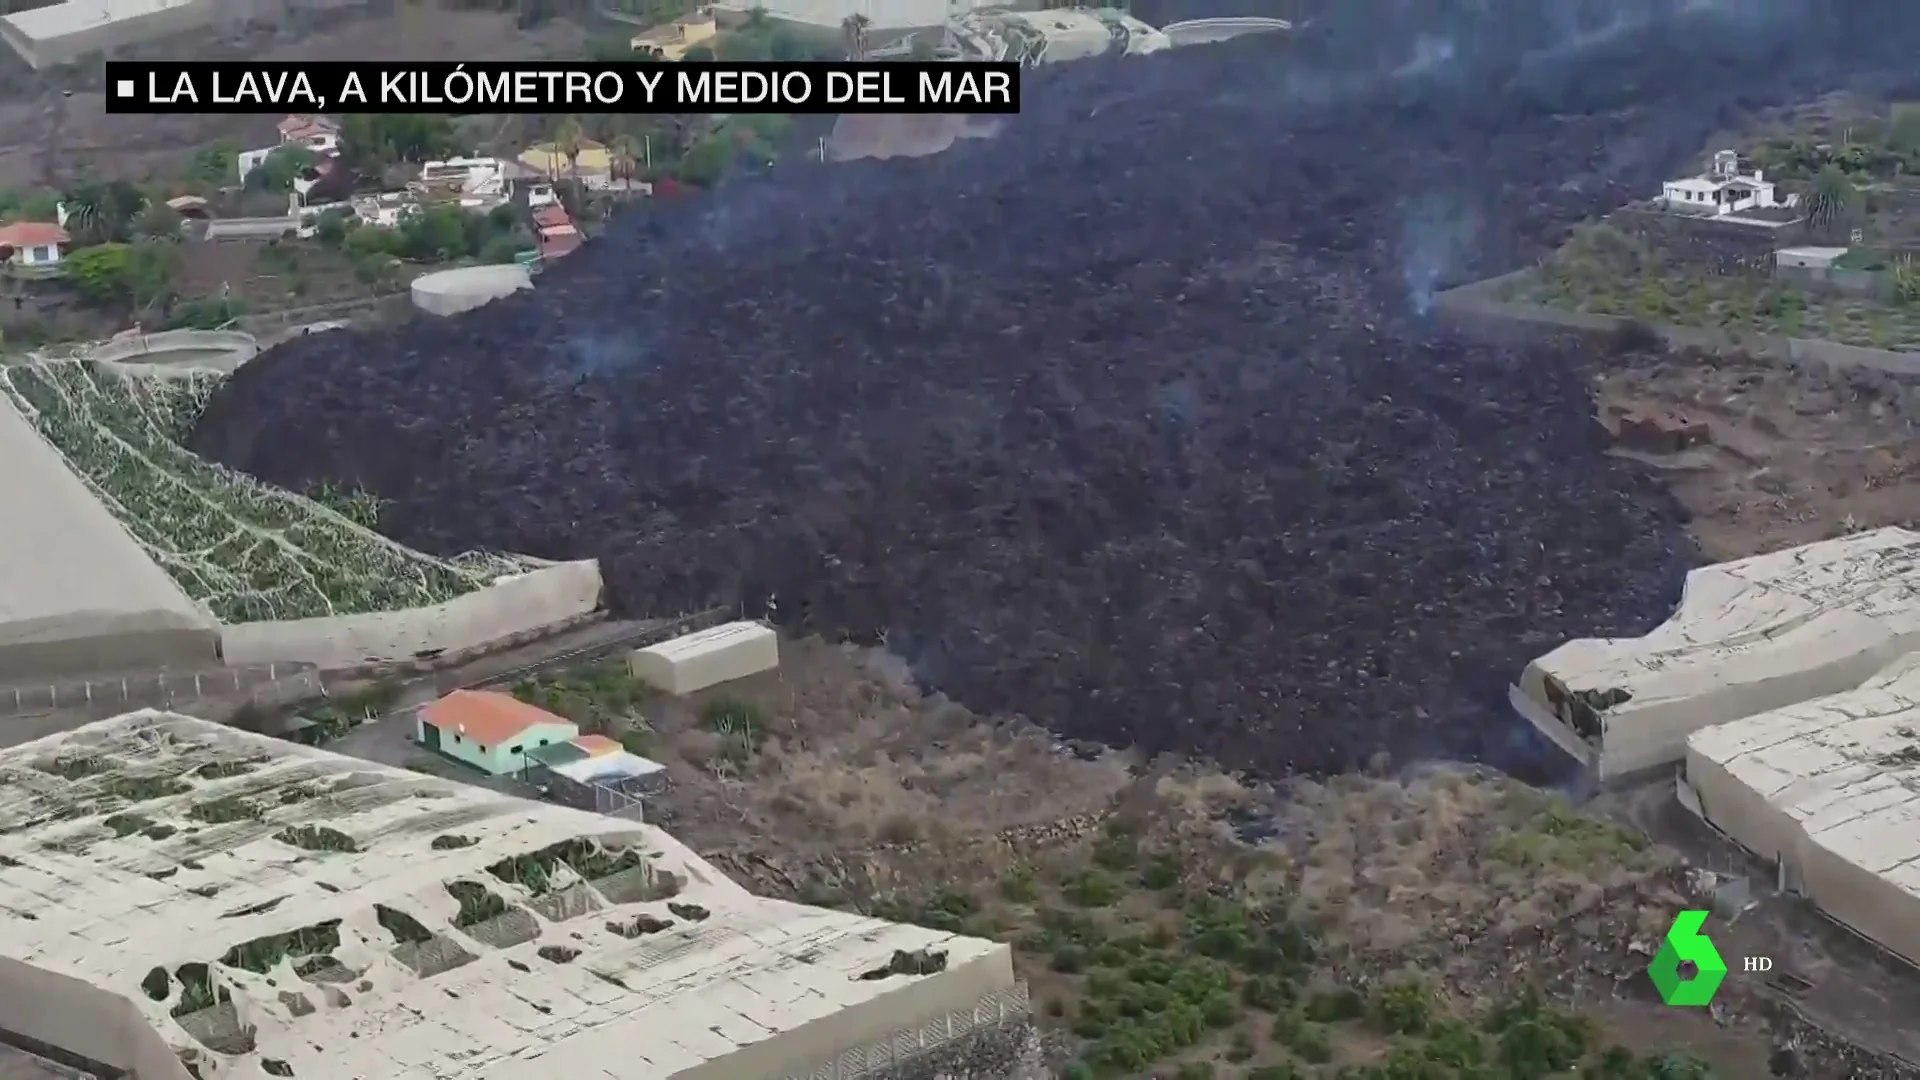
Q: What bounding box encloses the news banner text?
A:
[104,61,1021,115]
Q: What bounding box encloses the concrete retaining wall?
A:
[221,560,604,670]
[1610,206,1788,277]
[1434,272,1920,376]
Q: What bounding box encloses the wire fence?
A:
[0,663,321,719]
[785,982,1033,1080]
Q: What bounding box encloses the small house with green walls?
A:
[416,689,578,775]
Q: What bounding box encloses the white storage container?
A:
[629,621,779,695]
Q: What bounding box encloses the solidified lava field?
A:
[192,3,1920,778]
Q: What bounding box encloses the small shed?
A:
[1774,246,1849,271]
[524,735,665,819]
[629,621,779,696]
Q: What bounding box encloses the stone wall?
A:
[1611,207,1788,277]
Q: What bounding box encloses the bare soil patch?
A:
[616,638,1900,1077]
[1598,351,1920,561]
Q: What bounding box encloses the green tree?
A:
[187,139,242,187]
[246,145,317,193]
[396,206,468,262]
[677,136,733,188]
[63,241,176,309]
[1889,103,1920,152]
[339,114,455,172]
[841,12,870,58]
[1805,165,1861,239]
[135,200,183,242]
[345,223,396,260]
[61,180,146,244]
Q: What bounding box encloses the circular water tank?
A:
[411,264,534,317]
[87,329,260,373]
[1161,17,1291,47]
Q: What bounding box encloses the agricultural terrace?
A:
[0,360,524,623]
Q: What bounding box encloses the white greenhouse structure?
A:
[1513,527,1920,780]
[1686,651,1920,967]
[629,621,780,696]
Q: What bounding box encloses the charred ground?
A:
[191,6,1920,778]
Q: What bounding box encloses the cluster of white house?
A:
[1515,526,1920,967]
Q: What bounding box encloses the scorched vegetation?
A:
[191,8,1920,774]
[0,360,526,622]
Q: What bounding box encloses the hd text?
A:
[105,61,1021,115]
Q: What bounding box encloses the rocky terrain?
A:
[190,2,1920,779]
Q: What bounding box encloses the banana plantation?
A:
[0,359,504,623]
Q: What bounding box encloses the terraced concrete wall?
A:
[1435,273,1920,376]
[220,560,604,670]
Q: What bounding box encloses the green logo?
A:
[1648,910,1727,1006]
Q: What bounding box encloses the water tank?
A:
[410,264,533,317]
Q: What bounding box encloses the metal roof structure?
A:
[1515,527,1920,779]
[1687,650,1920,967]
[0,712,1018,1080]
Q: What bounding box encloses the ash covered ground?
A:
[192,2,1920,778]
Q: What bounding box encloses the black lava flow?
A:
[191,2,1920,779]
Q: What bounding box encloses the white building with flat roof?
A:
[0,0,214,69]
[1687,651,1920,967]
[0,712,1025,1080]
[1513,527,1920,780]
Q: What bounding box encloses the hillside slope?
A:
[190,5,1920,777]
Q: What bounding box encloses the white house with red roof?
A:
[0,221,68,275]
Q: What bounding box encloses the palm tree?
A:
[841,12,870,59]
[1804,165,1860,240]
[608,135,642,183]
[552,116,586,180]
[60,190,101,244]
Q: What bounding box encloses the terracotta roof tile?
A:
[0,223,67,248]
[420,689,569,747]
